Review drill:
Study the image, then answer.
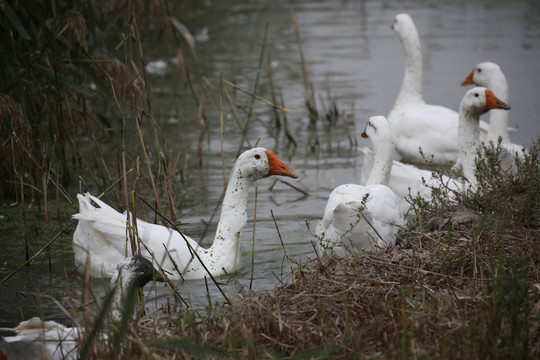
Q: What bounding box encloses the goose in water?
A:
[316,116,404,257]
[457,87,511,190]
[461,61,526,171]
[388,13,490,166]
[72,147,298,280]
[0,256,163,360]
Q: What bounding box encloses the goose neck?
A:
[486,72,508,102]
[459,110,481,189]
[486,110,510,144]
[110,268,148,321]
[366,140,394,186]
[396,28,423,105]
[211,165,255,257]
[485,75,509,144]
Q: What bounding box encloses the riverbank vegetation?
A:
[0,0,197,202]
[86,142,535,359]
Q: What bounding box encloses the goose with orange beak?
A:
[457,87,511,190]
[73,147,298,280]
[461,62,527,173]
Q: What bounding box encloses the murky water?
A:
[1,0,540,329]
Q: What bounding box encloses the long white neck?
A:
[110,265,149,321]
[395,25,424,105]
[366,138,394,186]
[206,162,256,270]
[459,108,482,190]
[111,277,129,321]
[485,74,510,143]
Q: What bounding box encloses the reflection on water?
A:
[1,0,539,328]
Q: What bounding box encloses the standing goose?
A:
[72,148,298,280]
[316,116,404,257]
[1,256,163,360]
[461,61,526,170]
[457,87,511,190]
[388,13,490,166]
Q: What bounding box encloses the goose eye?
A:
[477,68,482,73]
[474,93,479,97]
[255,154,261,160]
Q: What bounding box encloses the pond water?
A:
[1,0,540,329]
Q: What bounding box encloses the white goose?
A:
[388,13,490,166]
[1,256,163,360]
[461,61,526,170]
[457,87,511,190]
[316,116,404,257]
[72,148,298,280]
[359,147,463,217]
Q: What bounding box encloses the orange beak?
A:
[267,151,298,179]
[461,70,475,86]
[485,89,511,111]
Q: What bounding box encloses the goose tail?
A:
[73,193,123,220]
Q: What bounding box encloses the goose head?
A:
[460,87,510,118]
[110,256,165,321]
[391,13,417,39]
[110,256,163,293]
[461,62,507,97]
[361,115,395,145]
[235,147,298,180]
[361,116,395,185]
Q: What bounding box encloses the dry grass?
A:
[167,215,538,359]
[94,201,538,359]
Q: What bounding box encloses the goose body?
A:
[388,13,490,166]
[72,148,298,280]
[457,87,511,190]
[316,116,404,256]
[1,256,161,360]
[462,61,526,170]
[1,318,81,360]
[360,147,463,217]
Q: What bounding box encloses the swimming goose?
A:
[388,13,490,166]
[1,256,162,360]
[461,61,526,171]
[316,116,404,256]
[72,147,298,280]
[457,87,511,190]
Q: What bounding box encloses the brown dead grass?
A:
[115,199,539,359]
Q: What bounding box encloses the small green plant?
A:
[466,140,540,229]
[480,260,530,359]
